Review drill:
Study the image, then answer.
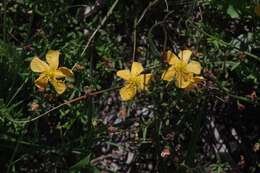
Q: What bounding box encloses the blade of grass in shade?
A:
[185,100,204,167]
[7,78,28,107]
[148,22,162,57]
[3,0,7,41]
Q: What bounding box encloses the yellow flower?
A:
[185,76,205,90]
[162,50,202,88]
[117,62,152,101]
[30,50,73,94]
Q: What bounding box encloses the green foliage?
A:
[209,162,231,173]
[70,154,100,173]
[0,0,260,172]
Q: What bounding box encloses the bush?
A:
[0,0,259,172]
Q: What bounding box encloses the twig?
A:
[136,0,160,26]
[3,0,7,41]
[188,20,260,62]
[7,78,28,107]
[162,23,168,53]
[164,0,169,12]
[9,86,120,124]
[132,0,160,62]
[146,11,177,58]
[90,154,114,165]
[80,0,120,57]
[8,32,21,43]
[132,17,137,63]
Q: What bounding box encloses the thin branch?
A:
[90,154,114,165]
[3,0,7,41]
[164,0,169,12]
[80,0,120,57]
[9,86,120,124]
[136,0,160,26]
[188,20,260,62]
[132,17,137,63]
[133,0,160,62]
[7,78,28,107]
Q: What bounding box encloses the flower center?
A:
[128,77,138,85]
[176,61,187,73]
[127,77,141,89]
[175,61,192,82]
[46,70,56,79]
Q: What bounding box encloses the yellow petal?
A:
[46,50,60,69]
[131,62,144,76]
[185,76,205,89]
[175,72,193,88]
[175,79,191,89]
[119,84,137,101]
[59,67,74,77]
[30,57,49,72]
[167,50,180,65]
[161,66,176,81]
[178,50,192,63]
[35,74,49,89]
[192,76,205,82]
[186,60,202,74]
[116,70,131,81]
[137,73,152,90]
[50,79,66,94]
[54,69,66,79]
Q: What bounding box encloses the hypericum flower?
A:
[162,50,202,88]
[185,76,205,90]
[30,50,73,94]
[116,62,152,101]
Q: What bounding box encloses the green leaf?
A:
[231,62,241,71]
[70,155,100,173]
[227,4,240,18]
[70,155,91,170]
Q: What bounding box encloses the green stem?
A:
[189,21,260,62]
[7,78,28,107]
[7,134,23,173]
[216,81,257,104]
[185,107,202,166]
[3,0,7,41]
[7,86,120,124]
[80,0,120,57]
